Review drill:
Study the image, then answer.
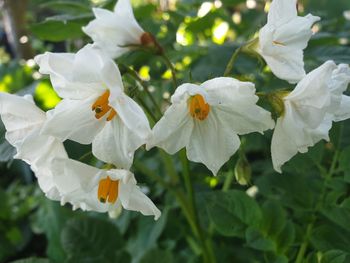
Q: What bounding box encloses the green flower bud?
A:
[234,155,252,186]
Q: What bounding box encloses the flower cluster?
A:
[1,0,349,219]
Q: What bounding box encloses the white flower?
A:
[147,77,275,175]
[34,45,151,169]
[258,0,320,83]
[83,0,145,58]
[0,92,68,200]
[271,61,350,173]
[51,158,161,220]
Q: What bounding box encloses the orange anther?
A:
[91,90,117,121]
[97,176,119,204]
[188,94,210,121]
[107,109,117,121]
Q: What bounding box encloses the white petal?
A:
[271,117,299,173]
[100,59,124,99]
[285,61,336,127]
[82,1,144,59]
[52,158,107,212]
[171,83,215,104]
[334,95,350,121]
[116,170,161,220]
[110,94,151,141]
[268,0,297,26]
[186,110,241,175]
[41,97,104,144]
[0,92,45,146]
[15,134,67,171]
[271,103,333,173]
[200,78,275,133]
[260,48,306,84]
[147,101,193,154]
[35,48,103,99]
[286,61,336,103]
[92,116,144,169]
[328,64,350,113]
[273,15,320,50]
[113,0,144,40]
[72,44,106,84]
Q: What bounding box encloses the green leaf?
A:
[126,209,168,262]
[311,225,350,253]
[61,216,126,263]
[245,226,276,251]
[321,205,350,232]
[31,199,72,262]
[31,14,92,42]
[139,248,174,263]
[205,190,262,237]
[261,201,287,239]
[321,250,348,263]
[39,1,91,13]
[275,221,295,254]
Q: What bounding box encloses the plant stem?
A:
[294,151,339,263]
[222,171,234,192]
[122,65,163,118]
[179,150,217,263]
[135,96,158,123]
[159,150,179,185]
[224,46,243,77]
[161,53,178,90]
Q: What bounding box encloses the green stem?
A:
[294,151,339,263]
[222,171,234,192]
[179,150,217,263]
[159,150,179,185]
[122,65,163,118]
[224,46,243,77]
[160,53,178,90]
[135,96,158,123]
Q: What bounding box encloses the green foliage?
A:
[1,0,350,262]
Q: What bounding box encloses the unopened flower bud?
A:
[234,155,251,186]
[140,32,163,54]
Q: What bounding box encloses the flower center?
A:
[188,94,210,121]
[91,90,117,121]
[97,176,119,204]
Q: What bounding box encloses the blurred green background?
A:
[1,0,350,262]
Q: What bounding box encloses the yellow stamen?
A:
[92,90,117,121]
[188,94,210,121]
[97,176,119,204]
